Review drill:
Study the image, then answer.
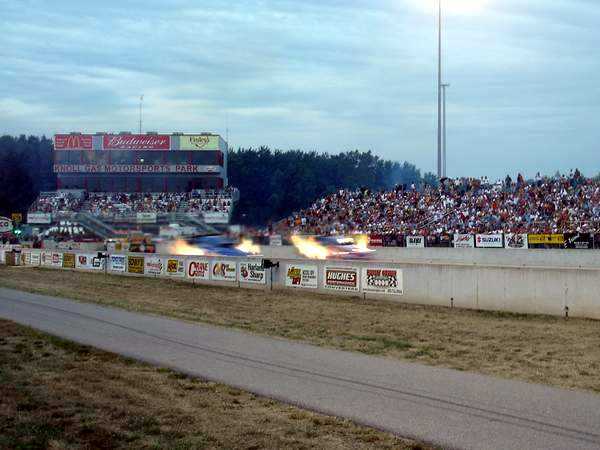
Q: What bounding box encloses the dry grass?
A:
[1,266,600,393]
[0,319,429,449]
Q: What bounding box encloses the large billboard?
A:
[54,134,93,150]
[103,134,170,150]
[53,164,221,173]
[179,135,220,151]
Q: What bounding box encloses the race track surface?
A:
[1,287,599,450]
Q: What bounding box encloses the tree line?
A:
[0,135,435,224]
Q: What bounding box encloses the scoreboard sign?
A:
[54,134,93,150]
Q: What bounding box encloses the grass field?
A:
[1,266,600,394]
[0,319,428,449]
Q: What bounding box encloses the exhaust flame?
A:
[236,238,261,255]
[353,234,370,252]
[291,235,332,260]
[168,239,206,256]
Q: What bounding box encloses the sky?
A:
[1,0,599,179]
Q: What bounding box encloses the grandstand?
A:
[27,132,238,240]
[282,170,600,243]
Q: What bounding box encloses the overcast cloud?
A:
[1,0,599,179]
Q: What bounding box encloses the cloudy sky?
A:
[1,0,599,178]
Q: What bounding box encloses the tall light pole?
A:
[437,0,443,179]
[442,83,450,177]
[139,94,144,134]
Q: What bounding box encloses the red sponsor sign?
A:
[103,134,170,150]
[54,134,93,150]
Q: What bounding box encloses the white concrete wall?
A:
[11,247,600,320]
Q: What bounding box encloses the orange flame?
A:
[167,239,207,256]
[353,234,371,252]
[290,235,332,260]
[236,238,261,255]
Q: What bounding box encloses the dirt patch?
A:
[1,266,600,393]
[0,319,429,449]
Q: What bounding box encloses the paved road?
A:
[1,288,599,450]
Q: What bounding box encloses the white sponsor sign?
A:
[0,217,13,232]
[186,258,210,280]
[203,212,229,224]
[504,233,528,249]
[475,234,504,248]
[362,267,403,295]
[165,257,185,277]
[145,256,163,275]
[50,252,63,267]
[41,251,54,266]
[0,249,5,264]
[406,235,425,248]
[30,251,41,266]
[109,255,127,272]
[453,234,475,248]
[285,264,318,289]
[269,234,282,246]
[211,260,237,281]
[136,212,157,224]
[323,266,360,292]
[27,213,52,224]
[239,260,266,284]
[76,253,105,270]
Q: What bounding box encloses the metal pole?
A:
[442,83,449,177]
[437,0,442,179]
[139,94,144,134]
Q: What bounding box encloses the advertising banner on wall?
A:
[323,266,360,292]
[103,134,170,150]
[362,267,403,295]
[51,252,65,268]
[145,256,163,275]
[128,256,145,274]
[211,260,237,281]
[41,251,53,266]
[0,216,13,233]
[136,212,157,224]
[203,212,229,224]
[30,251,41,266]
[406,236,425,248]
[186,258,210,280]
[21,251,31,266]
[53,164,220,174]
[27,213,52,224]
[269,235,283,246]
[178,135,219,151]
[563,233,593,249]
[528,234,565,248]
[475,234,504,248]
[0,249,4,264]
[54,134,93,150]
[75,254,105,270]
[239,261,266,284]
[109,255,127,272]
[62,252,76,268]
[504,233,528,249]
[453,234,475,248]
[165,257,185,277]
[285,264,318,289]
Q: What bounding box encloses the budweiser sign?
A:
[103,134,170,150]
[54,134,93,150]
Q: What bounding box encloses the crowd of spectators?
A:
[283,170,600,236]
[29,189,236,217]
[28,192,83,214]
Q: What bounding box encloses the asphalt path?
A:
[1,287,599,450]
